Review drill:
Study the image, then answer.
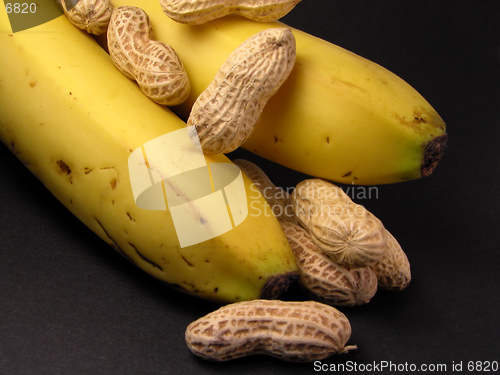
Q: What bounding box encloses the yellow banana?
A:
[110,0,447,185]
[0,4,298,304]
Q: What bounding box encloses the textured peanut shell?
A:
[187,28,296,154]
[282,221,378,306]
[185,299,356,362]
[372,230,411,291]
[233,159,298,224]
[107,6,190,105]
[292,179,387,268]
[160,0,302,25]
[292,179,351,205]
[59,0,113,35]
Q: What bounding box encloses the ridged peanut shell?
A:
[160,0,302,25]
[372,230,411,291]
[292,178,351,205]
[282,221,378,306]
[107,6,191,105]
[233,159,297,224]
[185,299,356,362]
[292,179,387,268]
[59,0,114,35]
[187,28,296,154]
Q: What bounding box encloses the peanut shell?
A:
[372,230,411,291]
[107,6,191,106]
[160,0,302,25]
[292,179,387,268]
[59,0,113,35]
[233,159,297,224]
[187,28,296,154]
[282,221,378,306]
[185,299,356,362]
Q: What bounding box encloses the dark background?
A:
[1,1,500,374]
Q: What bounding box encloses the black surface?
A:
[1,1,500,374]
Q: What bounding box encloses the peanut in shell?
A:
[372,230,411,291]
[185,299,356,362]
[107,6,191,105]
[282,221,378,306]
[160,0,302,25]
[188,28,296,154]
[292,179,387,268]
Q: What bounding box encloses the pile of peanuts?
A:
[61,0,411,363]
[185,161,411,362]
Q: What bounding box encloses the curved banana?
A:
[0,7,298,303]
[110,0,447,185]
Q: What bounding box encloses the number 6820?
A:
[5,3,37,14]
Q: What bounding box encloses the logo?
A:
[128,126,248,248]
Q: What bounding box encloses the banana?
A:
[0,6,298,304]
[108,0,448,185]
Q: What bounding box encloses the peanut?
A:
[185,299,356,362]
[187,28,296,154]
[233,159,298,224]
[107,6,191,106]
[292,179,387,268]
[160,0,302,25]
[282,221,378,306]
[372,230,411,291]
[58,0,114,35]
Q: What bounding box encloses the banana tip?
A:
[260,272,300,299]
[422,133,448,177]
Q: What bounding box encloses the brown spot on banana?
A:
[94,217,135,264]
[178,252,194,267]
[56,160,71,175]
[8,140,19,155]
[129,242,164,271]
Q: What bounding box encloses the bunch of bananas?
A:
[0,0,447,304]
